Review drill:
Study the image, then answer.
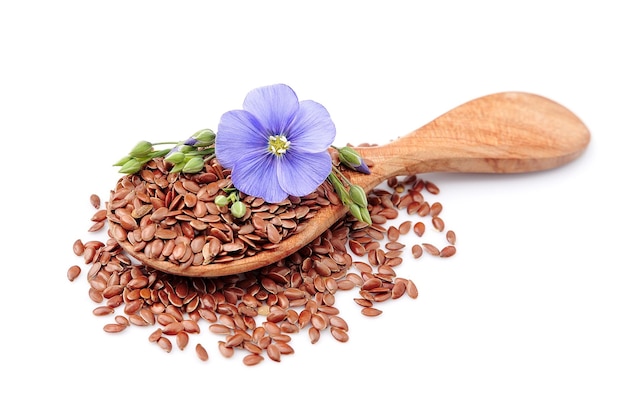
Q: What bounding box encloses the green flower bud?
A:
[118,158,143,174]
[180,144,195,153]
[338,146,362,167]
[349,185,368,208]
[214,195,229,207]
[182,156,205,173]
[169,162,185,173]
[348,202,363,222]
[359,205,372,225]
[230,201,247,218]
[165,151,185,164]
[129,140,153,157]
[327,171,351,205]
[113,155,132,167]
[192,129,216,146]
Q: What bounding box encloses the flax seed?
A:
[71,155,458,365]
[361,307,383,317]
[446,230,457,245]
[67,265,81,281]
[440,245,457,258]
[195,343,209,361]
[243,354,264,366]
[422,243,440,256]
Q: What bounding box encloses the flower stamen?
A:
[268,135,291,156]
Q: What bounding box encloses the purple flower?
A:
[215,84,336,203]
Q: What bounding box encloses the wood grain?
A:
[110,92,590,277]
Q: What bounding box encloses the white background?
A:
[1,1,624,410]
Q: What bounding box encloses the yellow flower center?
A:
[268,135,291,156]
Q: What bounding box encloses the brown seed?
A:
[385,241,405,251]
[348,239,366,256]
[387,226,400,242]
[148,328,162,343]
[416,202,430,217]
[67,265,81,281]
[76,167,455,365]
[411,244,423,259]
[224,333,245,348]
[176,331,189,350]
[91,209,107,222]
[361,307,383,317]
[422,243,440,256]
[195,343,209,361]
[93,306,114,316]
[157,337,173,353]
[353,298,373,308]
[430,201,443,216]
[329,315,349,331]
[413,221,425,237]
[103,323,126,333]
[440,245,457,258]
[391,281,406,299]
[162,322,184,335]
[311,313,328,330]
[218,341,235,358]
[406,279,419,299]
[432,216,445,232]
[446,230,457,245]
[88,287,103,303]
[330,326,349,342]
[425,181,440,194]
[72,239,85,256]
[207,323,230,335]
[398,220,412,235]
[362,277,382,291]
[90,194,101,209]
[309,327,320,344]
[243,354,264,366]
[267,343,281,362]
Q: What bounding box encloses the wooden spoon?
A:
[110,92,590,277]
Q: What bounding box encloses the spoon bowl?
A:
[109,92,590,277]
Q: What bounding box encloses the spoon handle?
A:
[351,92,590,191]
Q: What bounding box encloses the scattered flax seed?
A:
[243,354,264,366]
[361,307,383,317]
[195,343,209,361]
[67,265,81,281]
[446,230,457,245]
[398,220,412,235]
[90,194,101,209]
[439,245,457,258]
[413,221,426,237]
[425,181,440,195]
[432,216,445,232]
[69,158,458,364]
[157,337,173,353]
[411,244,423,259]
[406,280,419,299]
[103,323,126,333]
[422,243,440,256]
